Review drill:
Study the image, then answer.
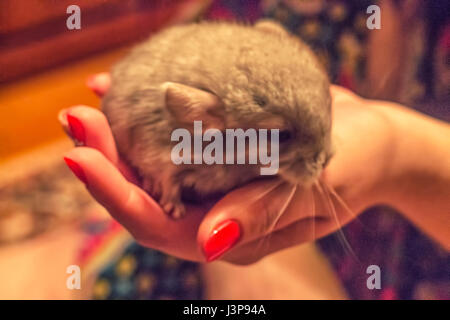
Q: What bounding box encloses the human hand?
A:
[60,74,208,262]
[61,74,395,264]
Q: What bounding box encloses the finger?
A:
[223,181,360,265]
[63,147,206,260]
[330,85,362,104]
[63,147,162,232]
[59,105,118,162]
[330,84,353,97]
[86,72,111,97]
[58,105,137,182]
[197,179,329,262]
[221,216,336,265]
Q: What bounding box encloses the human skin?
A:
[59,73,450,264]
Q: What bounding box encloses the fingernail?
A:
[58,109,68,126]
[86,75,101,96]
[58,109,71,136]
[63,157,88,185]
[86,73,109,96]
[67,114,85,144]
[203,220,241,262]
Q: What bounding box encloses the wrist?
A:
[373,102,420,210]
[374,102,450,216]
[371,103,405,209]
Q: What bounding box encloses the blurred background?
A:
[0,0,448,299]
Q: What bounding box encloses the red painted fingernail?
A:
[63,157,88,185]
[66,114,85,144]
[203,220,241,262]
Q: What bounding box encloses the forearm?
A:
[378,102,450,249]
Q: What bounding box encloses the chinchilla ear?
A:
[254,19,289,36]
[162,82,224,130]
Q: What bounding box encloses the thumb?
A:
[197,179,318,262]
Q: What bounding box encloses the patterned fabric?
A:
[91,0,449,300]
[92,242,202,300]
[319,207,450,300]
[263,0,373,87]
[0,161,93,245]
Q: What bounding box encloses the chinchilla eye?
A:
[279,130,292,143]
[253,95,267,107]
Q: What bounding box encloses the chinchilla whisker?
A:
[254,183,298,257]
[222,179,284,214]
[267,183,298,234]
[325,183,362,223]
[315,180,359,262]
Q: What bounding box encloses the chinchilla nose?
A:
[313,151,331,168]
[322,152,332,168]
